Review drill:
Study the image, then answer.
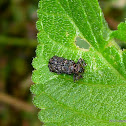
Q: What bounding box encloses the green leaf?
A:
[111,21,126,42]
[31,0,126,125]
[123,50,126,69]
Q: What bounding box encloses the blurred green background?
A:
[0,0,126,126]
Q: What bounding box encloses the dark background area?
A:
[0,0,126,126]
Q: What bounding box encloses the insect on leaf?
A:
[31,0,126,125]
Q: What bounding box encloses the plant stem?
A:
[0,92,36,112]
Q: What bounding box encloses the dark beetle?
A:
[48,56,86,81]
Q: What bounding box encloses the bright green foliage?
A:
[31,0,126,125]
[111,21,126,42]
[123,50,126,69]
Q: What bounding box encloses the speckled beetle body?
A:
[48,56,86,81]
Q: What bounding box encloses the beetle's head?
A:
[77,58,87,68]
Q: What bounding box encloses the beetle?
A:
[48,56,86,81]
